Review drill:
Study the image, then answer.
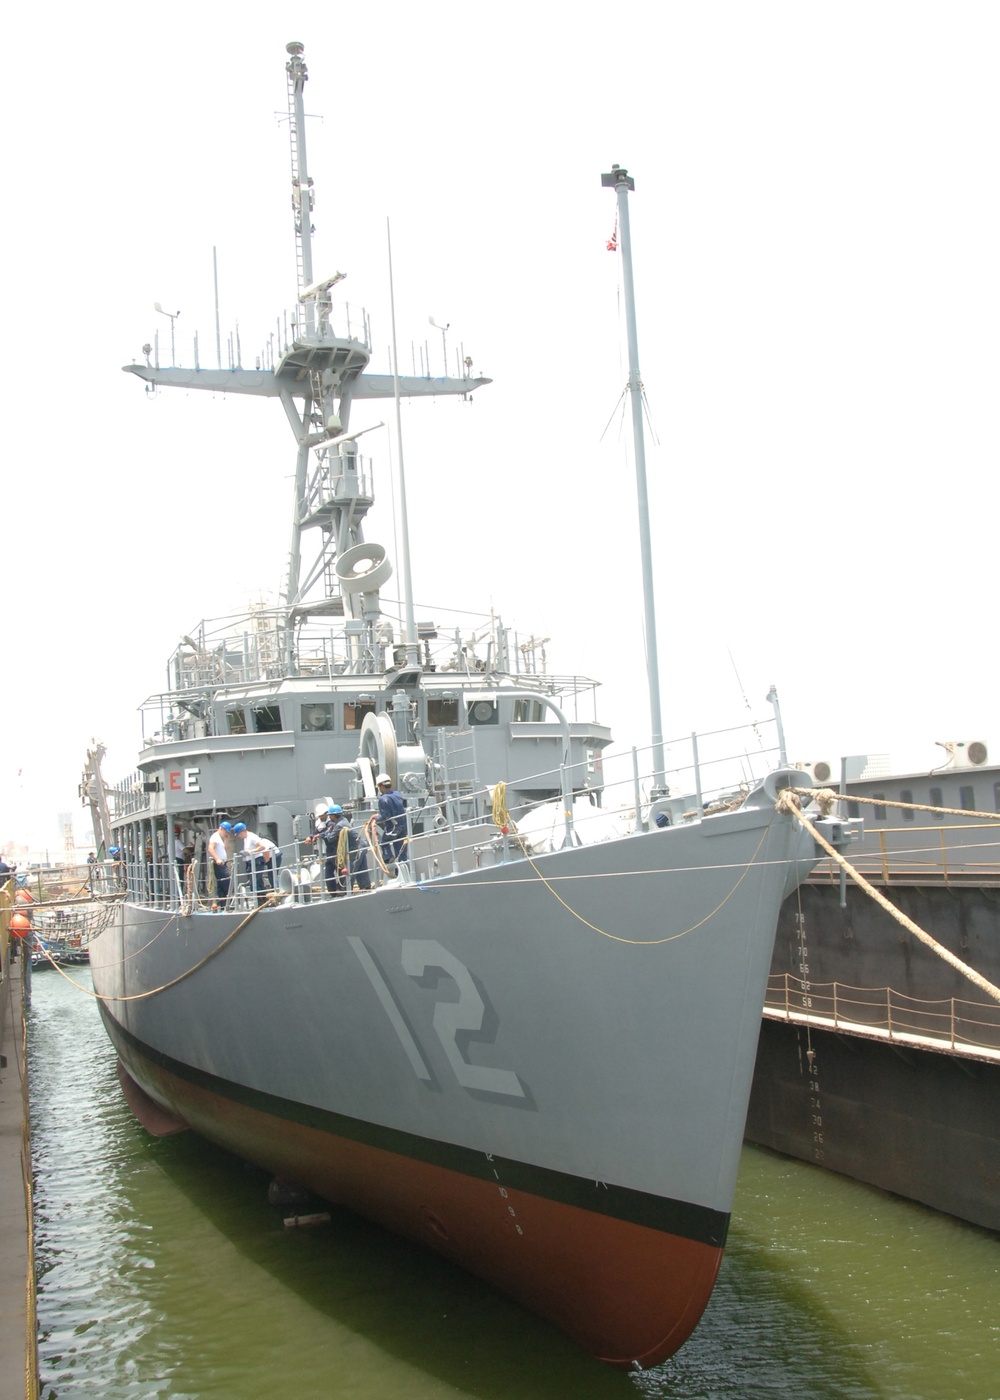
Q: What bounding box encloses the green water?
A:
[29,968,999,1399]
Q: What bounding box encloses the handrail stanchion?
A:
[439,737,459,875]
[560,762,574,849]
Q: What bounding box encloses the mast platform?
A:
[123,360,491,402]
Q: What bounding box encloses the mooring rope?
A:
[776,790,1000,1005]
[86,911,178,970]
[803,787,1000,823]
[32,893,281,1004]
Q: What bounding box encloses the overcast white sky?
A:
[2,2,996,852]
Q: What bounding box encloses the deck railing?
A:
[102,714,792,914]
[148,300,371,373]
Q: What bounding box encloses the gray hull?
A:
[90,803,812,1367]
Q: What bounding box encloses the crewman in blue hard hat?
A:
[208,820,233,906]
[108,845,126,891]
[233,822,281,904]
[312,804,349,896]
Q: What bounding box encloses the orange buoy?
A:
[15,888,34,904]
[9,912,32,938]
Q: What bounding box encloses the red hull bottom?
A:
[119,1051,723,1368]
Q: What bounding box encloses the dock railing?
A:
[764,971,1000,1057]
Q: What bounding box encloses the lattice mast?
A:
[121,43,491,633]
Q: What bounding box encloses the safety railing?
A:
[97,833,391,915]
[101,712,795,912]
[152,605,609,702]
[273,302,371,360]
[763,971,1000,1056]
[147,301,371,374]
[808,823,1000,887]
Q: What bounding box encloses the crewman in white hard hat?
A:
[375,773,407,868]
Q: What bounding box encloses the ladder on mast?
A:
[285,42,315,329]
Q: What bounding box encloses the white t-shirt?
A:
[208,830,228,864]
[243,830,278,858]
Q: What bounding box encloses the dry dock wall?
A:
[746,882,1000,1233]
[0,895,39,1400]
[746,1017,1000,1232]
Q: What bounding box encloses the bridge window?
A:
[513,698,544,722]
[872,792,887,821]
[929,786,943,814]
[252,704,283,733]
[427,698,459,727]
[344,701,376,731]
[226,707,247,736]
[900,789,914,821]
[959,785,975,811]
[995,782,1000,814]
[301,703,334,732]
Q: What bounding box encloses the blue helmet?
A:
[232,822,247,834]
[328,804,343,815]
[220,821,233,832]
[109,846,120,856]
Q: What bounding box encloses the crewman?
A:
[342,807,372,892]
[108,845,127,892]
[375,773,407,868]
[313,805,349,896]
[207,821,233,906]
[233,823,281,903]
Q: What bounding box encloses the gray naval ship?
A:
[85,41,851,1369]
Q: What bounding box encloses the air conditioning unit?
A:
[938,740,989,769]
[800,759,838,785]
